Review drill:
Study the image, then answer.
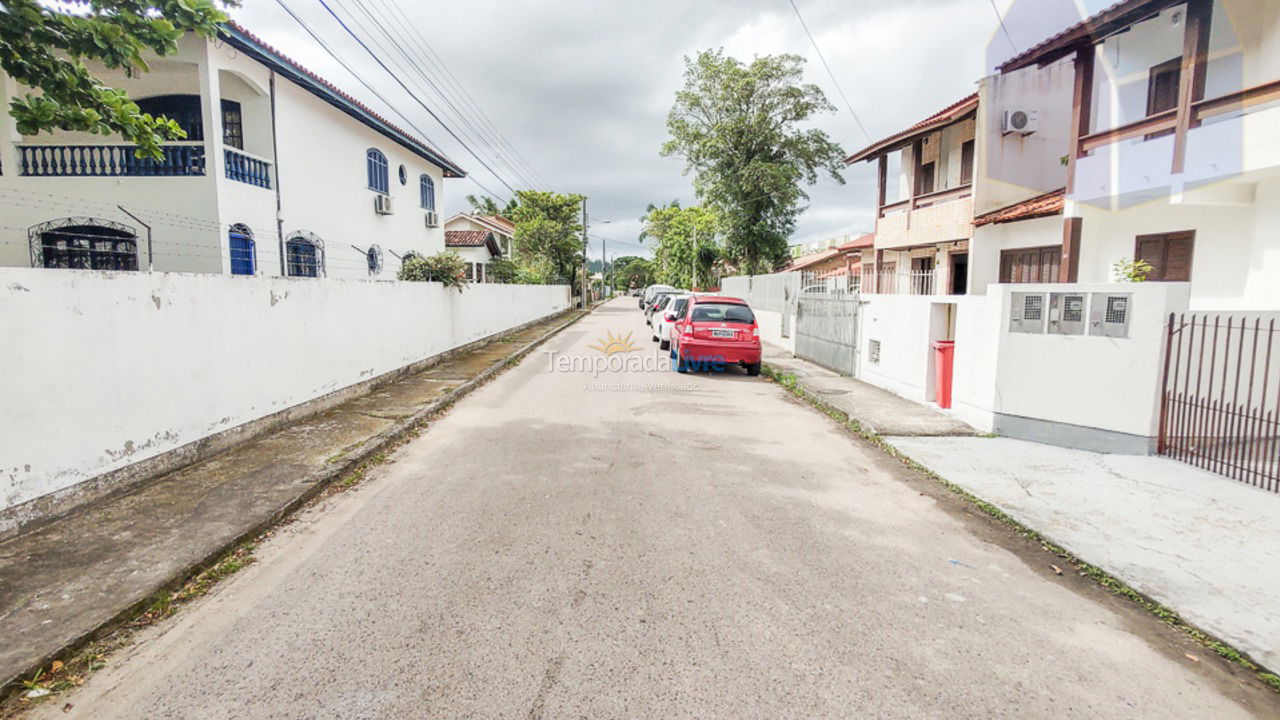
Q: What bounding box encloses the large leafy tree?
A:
[610,255,653,291]
[641,203,720,289]
[662,50,845,275]
[0,0,235,160]
[510,190,584,291]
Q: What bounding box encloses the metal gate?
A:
[1158,312,1280,492]
[795,292,859,376]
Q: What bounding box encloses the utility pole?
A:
[601,235,607,298]
[580,196,589,309]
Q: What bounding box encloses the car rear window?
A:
[690,302,754,324]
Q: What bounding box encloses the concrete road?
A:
[39,299,1269,718]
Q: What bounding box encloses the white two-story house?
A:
[0,22,466,280]
[975,0,1280,310]
[443,213,513,282]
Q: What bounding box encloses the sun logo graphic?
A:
[588,330,640,355]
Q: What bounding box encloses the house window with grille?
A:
[868,339,881,365]
[366,149,389,194]
[33,220,138,271]
[286,233,324,277]
[419,175,436,210]
[228,224,255,275]
[221,100,244,150]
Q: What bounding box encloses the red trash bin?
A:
[932,340,955,409]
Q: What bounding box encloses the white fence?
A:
[721,272,799,313]
[0,269,570,532]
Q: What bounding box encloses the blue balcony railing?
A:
[224,147,272,189]
[17,144,206,177]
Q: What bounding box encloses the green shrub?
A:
[398,251,469,290]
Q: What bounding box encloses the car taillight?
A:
[752,326,759,337]
[682,324,692,335]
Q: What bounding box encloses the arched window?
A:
[367,244,384,275]
[285,231,325,278]
[419,175,436,211]
[29,218,138,271]
[366,149,389,194]
[228,224,256,276]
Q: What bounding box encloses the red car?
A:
[669,296,762,376]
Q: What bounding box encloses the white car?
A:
[641,284,674,310]
[651,294,690,350]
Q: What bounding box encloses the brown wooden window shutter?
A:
[1135,232,1194,281]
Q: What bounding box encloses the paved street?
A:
[38,299,1269,718]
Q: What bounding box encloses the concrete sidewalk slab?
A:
[763,345,976,437]
[0,309,584,691]
[884,435,1280,672]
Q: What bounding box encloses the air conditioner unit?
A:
[374,194,394,215]
[1002,108,1039,135]
[424,211,439,228]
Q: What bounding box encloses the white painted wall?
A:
[857,294,938,404]
[969,216,1063,294]
[0,269,569,521]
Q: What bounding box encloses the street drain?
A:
[815,388,849,395]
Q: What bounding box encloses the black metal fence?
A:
[1159,313,1280,491]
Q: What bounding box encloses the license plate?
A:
[711,328,735,338]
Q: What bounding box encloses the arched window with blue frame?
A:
[366,149,389,194]
[228,224,256,276]
[419,174,436,211]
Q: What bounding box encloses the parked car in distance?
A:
[641,284,674,310]
[652,294,689,349]
[645,291,676,325]
[669,296,762,376]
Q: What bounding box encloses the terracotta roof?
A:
[997,0,1179,72]
[845,94,979,164]
[475,215,515,235]
[445,230,492,247]
[220,22,466,177]
[787,247,842,271]
[973,189,1065,227]
[836,233,874,251]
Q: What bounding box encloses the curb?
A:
[762,361,1280,694]
[3,307,591,699]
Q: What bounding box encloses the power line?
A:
[787,0,872,144]
[987,0,1020,56]
[271,0,512,203]
[369,0,549,189]
[335,0,542,191]
[308,0,521,197]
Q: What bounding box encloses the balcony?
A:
[1072,80,1280,206]
[17,143,206,177]
[875,186,973,250]
[859,268,938,296]
[224,147,273,189]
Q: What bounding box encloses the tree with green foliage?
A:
[662,50,845,274]
[485,256,519,284]
[641,203,721,289]
[0,0,236,160]
[610,256,653,291]
[398,251,469,291]
[465,194,520,217]
[511,190,584,291]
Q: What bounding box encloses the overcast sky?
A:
[231,0,1052,260]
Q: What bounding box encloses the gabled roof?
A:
[787,247,842,271]
[445,229,502,256]
[997,0,1181,73]
[836,233,874,251]
[221,22,466,178]
[845,94,979,164]
[445,213,515,237]
[973,189,1065,227]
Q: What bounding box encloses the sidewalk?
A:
[886,435,1280,672]
[0,309,585,691]
[762,344,976,436]
[762,346,1279,674]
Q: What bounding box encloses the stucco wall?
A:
[0,269,569,525]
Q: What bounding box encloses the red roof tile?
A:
[836,233,874,251]
[787,247,842,271]
[973,189,1065,227]
[476,215,515,235]
[445,230,492,247]
[845,94,979,164]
